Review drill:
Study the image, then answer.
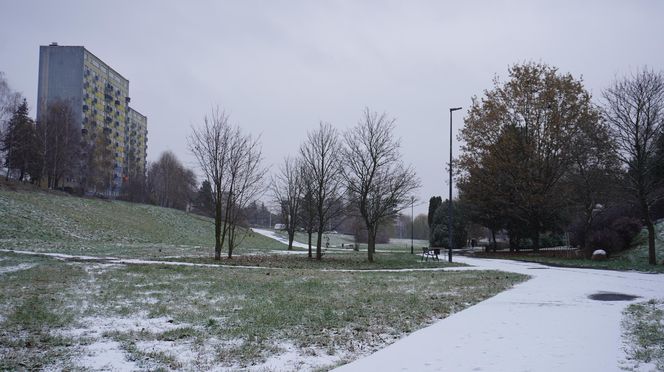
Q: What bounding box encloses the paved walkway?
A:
[335,256,664,372]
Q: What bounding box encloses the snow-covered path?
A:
[335,256,664,372]
[251,228,311,250]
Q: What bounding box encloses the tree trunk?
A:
[367,227,376,263]
[307,231,313,258]
[491,229,497,253]
[227,224,235,259]
[287,229,294,251]
[532,231,540,253]
[646,219,656,265]
[214,189,222,261]
[581,203,595,251]
[640,197,657,265]
[316,230,323,260]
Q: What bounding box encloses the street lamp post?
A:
[410,196,414,254]
[448,107,462,263]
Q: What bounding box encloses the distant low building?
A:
[37,43,147,194]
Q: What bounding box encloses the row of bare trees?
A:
[270,109,420,262]
[188,107,419,262]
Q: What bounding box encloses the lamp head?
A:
[450,107,462,112]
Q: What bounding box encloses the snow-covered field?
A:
[336,256,664,372]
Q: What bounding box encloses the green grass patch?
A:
[0,254,83,370]
[622,299,664,371]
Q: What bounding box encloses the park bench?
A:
[421,247,440,261]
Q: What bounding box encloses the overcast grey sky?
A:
[1,0,662,214]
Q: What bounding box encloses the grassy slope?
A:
[0,189,281,257]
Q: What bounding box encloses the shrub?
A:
[568,203,642,256]
[586,228,622,257]
[539,233,565,248]
[611,217,642,248]
[584,217,642,258]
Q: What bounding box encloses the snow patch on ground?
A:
[245,342,348,372]
[133,337,248,370]
[59,313,181,339]
[77,339,137,371]
[61,313,191,370]
[0,263,35,274]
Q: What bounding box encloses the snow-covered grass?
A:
[0,189,284,258]
[622,299,664,371]
[0,251,526,371]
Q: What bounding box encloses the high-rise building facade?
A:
[37,43,147,194]
[125,108,148,180]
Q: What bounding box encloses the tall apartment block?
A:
[36,43,147,194]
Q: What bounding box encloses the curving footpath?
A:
[334,256,664,372]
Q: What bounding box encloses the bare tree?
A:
[271,156,303,250]
[300,122,344,260]
[189,108,265,259]
[0,72,21,137]
[299,163,318,258]
[223,127,266,258]
[189,108,231,260]
[146,151,196,209]
[0,73,23,178]
[83,131,115,195]
[603,68,664,265]
[40,99,80,189]
[343,108,420,262]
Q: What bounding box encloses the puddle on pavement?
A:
[588,292,639,301]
